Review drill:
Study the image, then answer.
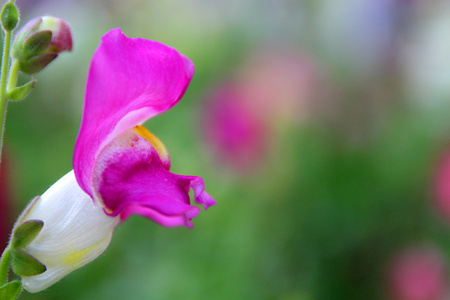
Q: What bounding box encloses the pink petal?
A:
[388,247,447,300]
[119,205,200,228]
[92,128,214,228]
[433,150,450,221]
[73,28,194,197]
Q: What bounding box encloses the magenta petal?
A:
[93,128,213,228]
[119,205,200,228]
[182,176,217,209]
[73,28,194,196]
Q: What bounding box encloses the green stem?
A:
[0,247,11,285]
[0,28,12,165]
[7,59,19,92]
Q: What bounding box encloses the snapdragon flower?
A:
[14,28,215,292]
[202,83,268,171]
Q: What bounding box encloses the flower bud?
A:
[12,16,72,74]
[15,171,118,293]
[1,2,19,31]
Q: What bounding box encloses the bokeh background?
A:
[1,0,450,299]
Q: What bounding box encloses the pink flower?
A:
[73,28,215,227]
[15,28,215,292]
[387,247,448,300]
[434,150,450,221]
[202,83,268,170]
[236,49,322,124]
[201,49,324,171]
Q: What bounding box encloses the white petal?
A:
[18,170,119,293]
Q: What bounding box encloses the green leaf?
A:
[0,281,22,300]
[22,30,52,58]
[10,219,43,249]
[10,249,46,277]
[7,80,36,101]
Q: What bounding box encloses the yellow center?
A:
[133,125,169,162]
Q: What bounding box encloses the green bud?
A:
[1,2,18,31]
[10,249,46,277]
[12,16,72,74]
[0,281,22,300]
[10,219,43,249]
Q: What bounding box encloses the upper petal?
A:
[73,28,194,197]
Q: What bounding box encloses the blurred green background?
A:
[1,0,450,299]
